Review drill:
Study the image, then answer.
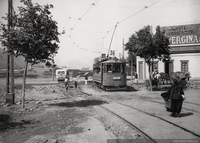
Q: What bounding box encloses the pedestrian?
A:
[151,68,160,88]
[134,72,138,84]
[73,76,78,88]
[151,68,158,80]
[85,74,88,85]
[64,75,69,90]
[169,77,185,117]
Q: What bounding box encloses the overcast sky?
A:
[1,0,200,69]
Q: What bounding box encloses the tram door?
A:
[165,61,174,75]
[138,61,143,80]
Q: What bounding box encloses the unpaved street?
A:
[0,80,200,143]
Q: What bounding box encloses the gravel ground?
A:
[0,78,200,143]
[0,82,137,143]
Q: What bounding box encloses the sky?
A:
[1,0,200,69]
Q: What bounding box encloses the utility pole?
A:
[52,54,55,81]
[6,0,15,104]
[130,52,133,80]
[122,38,124,60]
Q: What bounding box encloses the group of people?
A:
[64,74,88,90]
[64,75,77,90]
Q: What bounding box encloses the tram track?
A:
[61,87,158,142]
[138,99,200,113]
[79,88,200,139]
[59,85,200,140]
[100,105,157,143]
[91,85,200,113]
[116,102,200,138]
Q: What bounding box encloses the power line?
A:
[120,0,161,24]
[38,0,161,55]
[69,0,102,54]
[72,0,101,29]
[71,0,91,5]
[102,0,162,52]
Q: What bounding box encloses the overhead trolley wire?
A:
[37,0,161,55]
[119,0,161,24]
[72,0,101,29]
[102,0,162,52]
[69,0,102,54]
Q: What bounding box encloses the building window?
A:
[181,60,189,72]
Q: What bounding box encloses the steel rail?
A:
[99,105,157,143]
[63,88,157,143]
[79,88,200,138]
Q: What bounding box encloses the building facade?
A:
[136,23,200,80]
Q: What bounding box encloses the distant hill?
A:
[58,60,92,70]
[0,48,24,70]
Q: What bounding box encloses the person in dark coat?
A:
[161,77,185,117]
[169,79,185,117]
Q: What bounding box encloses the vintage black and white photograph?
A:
[0,0,200,143]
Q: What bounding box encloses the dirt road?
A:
[0,81,200,143]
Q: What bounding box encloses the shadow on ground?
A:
[0,114,38,132]
[150,86,171,91]
[179,112,194,118]
[104,86,138,92]
[49,99,108,108]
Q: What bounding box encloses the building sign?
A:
[162,24,200,46]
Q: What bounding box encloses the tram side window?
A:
[107,65,112,73]
[103,65,107,73]
[113,64,121,73]
[121,64,125,73]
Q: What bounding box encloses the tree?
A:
[125,52,136,79]
[0,0,60,108]
[125,35,137,79]
[125,25,170,90]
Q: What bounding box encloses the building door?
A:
[165,61,174,75]
[138,61,143,80]
[169,61,174,74]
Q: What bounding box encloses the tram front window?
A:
[112,64,121,73]
[94,67,100,74]
[121,64,125,74]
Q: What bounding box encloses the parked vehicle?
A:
[56,68,68,82]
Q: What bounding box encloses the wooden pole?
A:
[10,0,15,104]
[6,0,14,104]
[122,38,124,60]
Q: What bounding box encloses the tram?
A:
[93,56,127,90]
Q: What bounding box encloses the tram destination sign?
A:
[161,24,200,46]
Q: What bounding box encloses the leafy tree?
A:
[125,35,137,79]
[0,0,60,108]
[125,25,170,90]
[125,52,136,79]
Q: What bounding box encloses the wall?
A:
[137,53,200,80]
[171,53,200,78]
